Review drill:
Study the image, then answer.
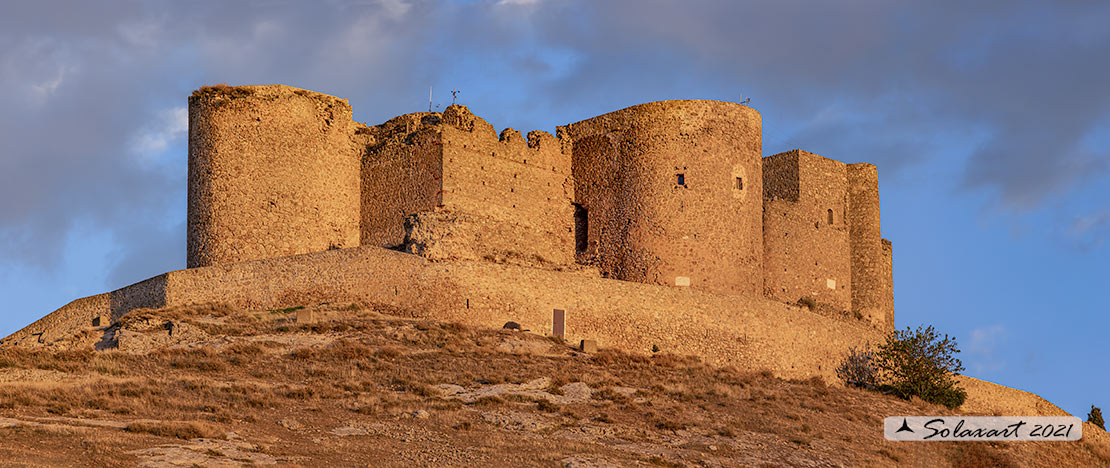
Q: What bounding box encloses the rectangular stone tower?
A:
[359,105,574,265]
[762,150,852,311]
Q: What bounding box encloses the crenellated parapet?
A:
[360,104,575,266]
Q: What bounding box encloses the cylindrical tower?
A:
[187,85,361,268]
[882,238,895,331]
[566,100,763,296]
[847,163,885,327]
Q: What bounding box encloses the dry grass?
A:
[0,303,1104,467]
[125,421,222,440]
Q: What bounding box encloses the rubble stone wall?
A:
[187,85,361,268]
[565,100,764,296]
[762,150,852,310]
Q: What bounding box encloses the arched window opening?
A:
[827,209,834,225]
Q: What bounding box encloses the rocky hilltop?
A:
[1,302,1106,466]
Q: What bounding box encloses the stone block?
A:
[552,309,565,337]
[296,309,315,324]
[579,339,598,353]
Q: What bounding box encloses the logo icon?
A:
[896,418,914,433]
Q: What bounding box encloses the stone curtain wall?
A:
[434,106,574,265]
[359,113,445,248]
[762,150,800,202]
[187,85,361,268]
[3,245,882,382]
[761,150,852,310]
[0,294,110,346]
[847,163,887,328]
[1,275,168,346]
[565,100,764,296]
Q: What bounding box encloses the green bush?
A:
[1089,405,1105,430]
[835,346,877,389]
[873,325,967,409]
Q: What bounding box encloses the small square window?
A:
[735,177,743,190]
[676,173,685,186]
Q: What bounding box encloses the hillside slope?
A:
[1,302,1106,467]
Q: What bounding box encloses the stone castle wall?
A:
[187,85,361,268]
[881,239,895,331]
[7,85,899,360]
[5,244,1070,419]
[564,100,764,296]
[762,150,852,310]
[359,105,575,266]
[359,113,445,248]
[2,245,882,383]
[184,86,890,321]
[434,106,574,265]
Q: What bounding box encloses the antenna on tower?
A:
[739,94,751,105]
[451,89,460,105]
[428,86,433,112]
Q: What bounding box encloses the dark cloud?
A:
[2,0,1109,281]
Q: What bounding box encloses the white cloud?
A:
[967,324,1007,375]
[1067,210,1110,249]
[30,66,68,104]
[378,0,412,19]
[130,106,188,160]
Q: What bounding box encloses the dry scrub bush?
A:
[126,421,222,440]
[157,347,227,373]
[1089,406,1106,431]
[593,387,631,404]
[875,325,966,409]
[836,326,966,409]
[225,342,265,356]
[835,346,877,389]
[947,443,1017,468]
[536,398,561,413]
[0,348,94,372]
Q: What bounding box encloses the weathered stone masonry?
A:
[187,85,362,268]
[6,84,897,372]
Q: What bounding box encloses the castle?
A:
[2,85,895,381]
[188,85,893,326]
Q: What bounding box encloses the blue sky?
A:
[1,0,1107,417]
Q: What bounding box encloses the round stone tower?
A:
[847,163,886,327]
[187,85,361,268]
[565,100,763,296]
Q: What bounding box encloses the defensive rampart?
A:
[2,244,880,382]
